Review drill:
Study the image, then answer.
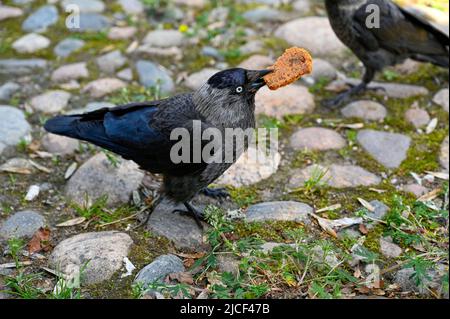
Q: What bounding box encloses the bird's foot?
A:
[201,187,230,200]
[322,82,368,109]
[172,202,205,230]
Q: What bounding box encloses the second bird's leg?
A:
[172,201,205,229]
[201,187,230,199]
[323,67,376,108]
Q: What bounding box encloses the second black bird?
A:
[45,68,271,227]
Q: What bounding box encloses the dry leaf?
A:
[65,162,78,179]
[0,158,33,174]
[169,272,194,285]
[316,203,342,213]
[418,188,441,202]
[56,217,86,227]
[425,171,449,181]
[358,198,375,212]
[359,223,368,235]
[369,188,386,194]
[29,160,51,173]
[310,213,363,238]
[28,227,51,254]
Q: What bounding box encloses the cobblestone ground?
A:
[0,0,448,299]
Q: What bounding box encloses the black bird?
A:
[325,0,449,106]
[45,68,271,227]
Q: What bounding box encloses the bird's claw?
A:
[201,187,230,200]
[172,205,205,230]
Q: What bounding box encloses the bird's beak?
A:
[247,69,273,93]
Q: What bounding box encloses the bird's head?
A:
[193,68,272,121]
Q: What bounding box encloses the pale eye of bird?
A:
[236,86,243,93]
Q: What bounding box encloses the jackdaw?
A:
[324,0,449,106]
[44,68,272,227]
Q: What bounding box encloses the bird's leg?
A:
[323,67,376,108]
[172,202,205,229]
[133,195,163,229]
[200,187,230,199]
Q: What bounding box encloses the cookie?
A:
[264,47,313,90]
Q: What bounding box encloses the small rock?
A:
[0,59,47,75]
[108,26,137,40]
[22,5,58,32]
[82,78,126,98]
[402,184,429,197]
[173,0,205,8]
[275,17,347,56]
[341,100,387,121]
[290,127,346,151]
[216,147,281,187]
[75,13,110,32]
[116,68,133,81]
[239,40,264,55]
[29,90,71,114]
[357,130,411,169]
[311,245,340,268]
[0,82,20,101]
[309,58,337,81]
[289,164,381,189]
[60,0,105,13]
[65,153,144,207]
[255,85,315,119]
[54,38,85,57]
[134,255,185,288]
[136,60,174,94]
[243,7,283,23]
[0,211,45,240]
[185,68,219,90]
[0,106,31,154]
[12,33,50,53]
[201,46,223,61]
[217,255,240,275]
[96,50,127,74]
[0,5,23,21]
[143,30,184,48]
[293,0,311,13]
[433,88,449,113]
[345,79,429,99]
[394,59,421,75]
[365,200,389,228]
[24,185,40,201]
[49,231,133,285]
[440,136,449,171]
[404,108,430,128]
[238,55,274,70]
[394,264,448,297]
[41,133,79,156]
[51,62,89,82]
[379,237,402,258]
[147,199,207,251]
[259,242,296,254]
[118,0,144,15]
[245,201,312,223]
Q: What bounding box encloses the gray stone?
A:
[75,13,110,32]
[365,200,389,227]
[275,17,347,56]
[440,136,449,171]
[357,130,411,169]
[345,78,429,99]
[238,55,274,70]
[49,231,133,285]
[51,62,89,82]
[12,33,50,53]
[289,164,381,189]
[309,58,337,81]
[147,199,207,251]
[217,255,240,275]
[116,68,133,81]
[293,0,311,13]
[184,68,219,90]
[0,82,20,101]
[290,127,346,151]
[65,153,144,207]
[173,0,205,7]
[108,26,137,40]
[243,7,282,23]
[134,255,185,288]
[0,106,31,154]
[311,245,340,268]
[96,50,127,74]
[22,5,58,32]
[394,264,448,297]
[61,0,105,13]
[201,47,223,61]
[216,147,281,187]
[245,201,312,223]
[239,40,264,55]
[404,108,430,128]
[402,184,429,197]
[54,38,85,57]
[29,90,71,114]
[259,242,296,254]
[0,59,47,75]
[143,30,184,48]
[0,5,23,21]
[82,78,126,98]
[433,88,449,113]
[136,60,174,94]
[41,133,79,156]
[118,0,144,15]
[379,236,402,258]
[0,211,45,240]
[341,100,387,121]
[255,85,315,119]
